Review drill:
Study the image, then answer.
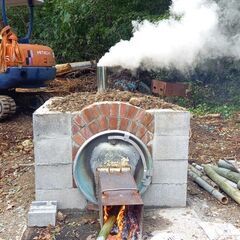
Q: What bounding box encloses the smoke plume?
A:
[98,0,240,71]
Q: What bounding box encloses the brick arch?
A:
[72,101,154,160]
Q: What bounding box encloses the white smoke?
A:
[98,0,240,71]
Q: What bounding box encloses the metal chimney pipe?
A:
[97,66,108,92]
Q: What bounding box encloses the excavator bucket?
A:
[5,0,43,6]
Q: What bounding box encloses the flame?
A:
[104,206,112,223]
[116,205,126,239]
[104,205,140,240]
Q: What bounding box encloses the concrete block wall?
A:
[33,105,87,209]
[33,101,190,209]
[143,109,190,207]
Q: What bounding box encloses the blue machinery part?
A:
[0,67,56,89]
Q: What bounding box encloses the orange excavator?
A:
[0,0,56,120]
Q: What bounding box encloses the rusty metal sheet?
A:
[99,171,138,193]
[101,190,143,206]
[152,80,189,97]
[98,171,143,206]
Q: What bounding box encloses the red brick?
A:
[127,105,139,119]
[110,103,120,117]
[127,121,138,134]
[72,124,80,135]
[88,121,99,134]
[147,120,154,133]
[98,116,108,131]
[109,117,119,130]
[137,111,153,127]
[80,127,93,139]
[98,103,110,116]
[73,133,85,147]
[81,106,99,123]
[119,118,130,131]
[141,131,153,145]
[135,124,148,139]
[120,103,129,118]
[74,115,86,128]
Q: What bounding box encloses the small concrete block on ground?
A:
[36,188,87,209]
[28,201,57,227]
[152,135,189,160]
[35,164,73,190]
[143,183,187,207]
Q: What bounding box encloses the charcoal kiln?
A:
[32,98,190,234]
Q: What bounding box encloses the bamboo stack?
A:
[189,159,240,205]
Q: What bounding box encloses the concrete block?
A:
[152,160,188,184]
[143,183,187,207]
[36,189,87,209]
[153,136,189,160]
[33,109,71,139]
[35,164,73,190]
[34,138,72,165]
[28,201,57,227]
[150,110,190,136]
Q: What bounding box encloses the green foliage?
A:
[5,1,240,112]
[189,104,239,118]
[7,0,171,62]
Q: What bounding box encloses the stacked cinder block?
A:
[33,101,190,209]
[143,109,190,207]
[33,107,87,209]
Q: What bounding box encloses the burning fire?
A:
[103,205,140,240]
[116,205,125,239]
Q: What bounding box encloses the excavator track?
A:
[0,95,16,120]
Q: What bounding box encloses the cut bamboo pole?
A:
[189,170,228,204]
[225,179,238,189]
[204,165,240,205]
[97,216,117,240]
[192,163,204,171]
[189,165,219,190]
[218,160,239,173]
[212,166,240,189]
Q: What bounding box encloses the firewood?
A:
[97,216,117,240]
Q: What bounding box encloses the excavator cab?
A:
[0,0,56,119]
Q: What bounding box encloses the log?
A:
[218,159,239,173]
[212,166,240,189]
[204,165,240,205]
[56,60,97,76]
[189,170,228,204]
[97,216,116,240]
[55,63,72,75]
[189,165,219,190]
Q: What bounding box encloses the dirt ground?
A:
[0,75,239,239]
